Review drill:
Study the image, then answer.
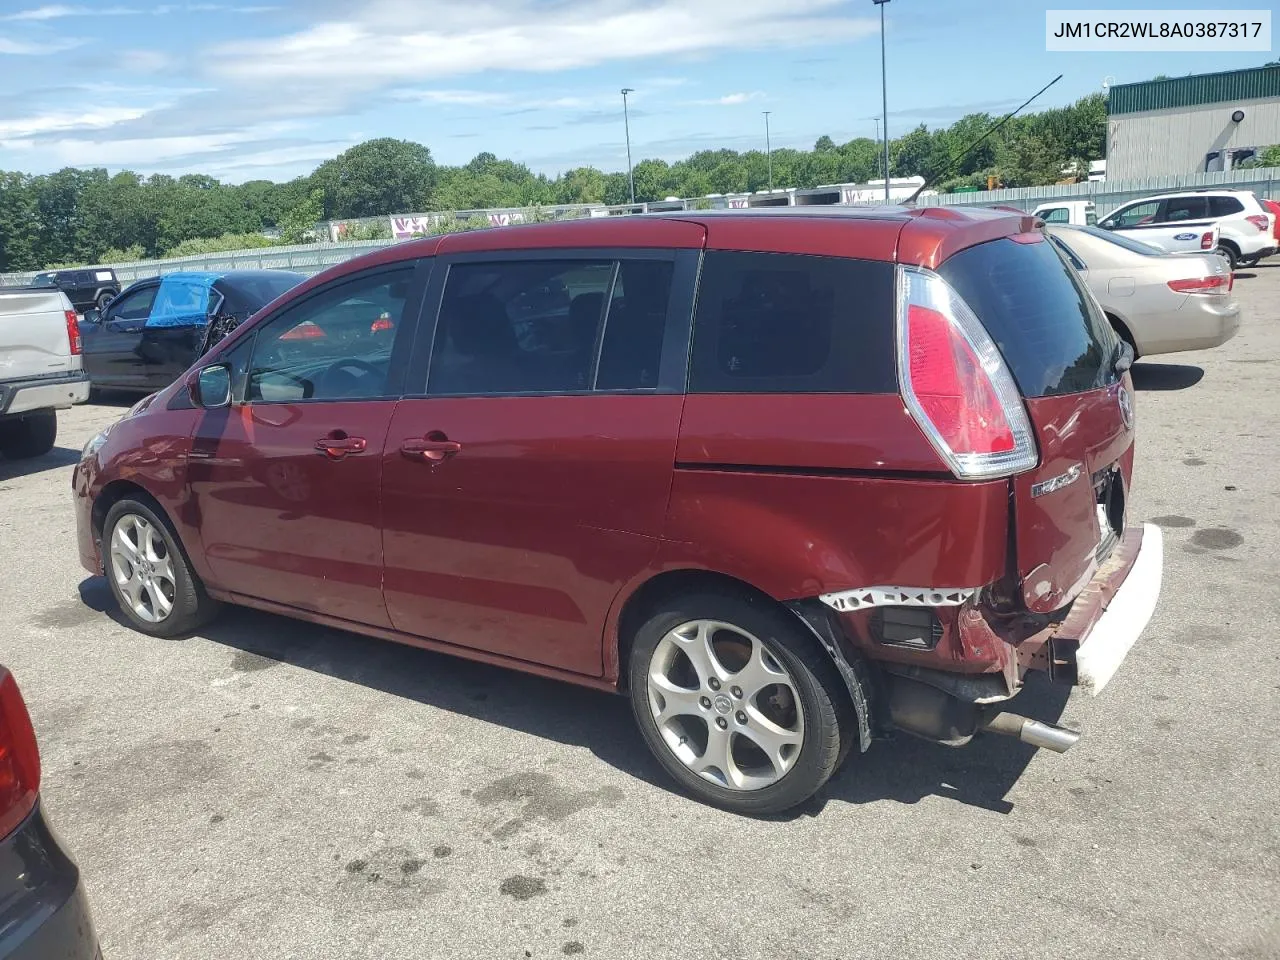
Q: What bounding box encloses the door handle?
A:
[400,435,462,463]
[314,435,368,460]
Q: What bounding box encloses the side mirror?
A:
[1099,220,1116,231]
[1115,339,1135,373]
[194,364,232,409]
[82,308,101,324]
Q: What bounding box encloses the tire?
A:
[0,410,56,459]
[95,290,114,311]
[1237,255,1259,268]
[1108,316,1140,362]
[1216,244,1239,271]
[101,497,219,638]
[627,590,854,815]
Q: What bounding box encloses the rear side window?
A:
[1209,195,1244,217]
[1039,207,1070,223]
[938,237,1120,398]
[1162,196,1208,222]
[689,251,896,394]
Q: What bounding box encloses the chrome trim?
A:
[1031,462,1083,498]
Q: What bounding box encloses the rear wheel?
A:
[95,290,114,311]
[102,498,219,637]
[0,411,57,459]
[1216,244,1239,271]
[1237,255,1259,268]
[1107,316,1140,362]
[628,591,853,815]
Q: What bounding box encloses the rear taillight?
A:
[1245,214,1269,233]
[0,668,40,841]
[1200,231,1215,250]
[65,310,82,355]
[897,266,1038,479]
[1168,275,1231,295]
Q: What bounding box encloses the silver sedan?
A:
[1047,224,1241,358]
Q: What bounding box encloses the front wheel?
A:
[1236,255,1260,268]
[628,591,854,815]
[102,498,219,637]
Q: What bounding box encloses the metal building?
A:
[1106,65,1280,180]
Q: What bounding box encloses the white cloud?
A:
[0,107,151,140]
[209,0,877,86]
[694,91,766,106]
[2,5,141,19]
[0,36,84,54]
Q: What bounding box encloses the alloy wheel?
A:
[646,619,805,791]
[110,514,177,623]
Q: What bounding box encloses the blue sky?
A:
[0,0,1274,183]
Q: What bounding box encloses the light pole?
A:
[873,116,881,179]
[621,87,635,205]
[873,0,891,201]
[763,111,773,190]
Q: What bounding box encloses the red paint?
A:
[676,394,945,474]
[185,400,396,627]
[381,394,684,676]
[1014,376,1134,613]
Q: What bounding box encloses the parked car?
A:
[30,268,120,314]
[1046,224,1240,358]
[1261,198,1280,248]
[79,270,305,393]
[0,284,89,459]
[0,665,101,958]
[1097,189,1276,269]
[1032,199,1096,225]
[73,208,1163,814]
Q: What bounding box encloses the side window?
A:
[247,267,415,403]
[1040,207,1070,223]
[1162,196,1208,222]
[1209,196,1244,217]
[689,251,896,394]
[108,285,157,322]
[149,280,210,327]
[427,260,615,396]
[1110,201,1160,227]
[596,259,674,390]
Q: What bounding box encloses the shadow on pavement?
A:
[1131,362,1204,391]
[1233,271,1257,280]
[0,445,81,481]
[78,576,1065,817]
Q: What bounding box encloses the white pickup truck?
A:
[0,285,90,459]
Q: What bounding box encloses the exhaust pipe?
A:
[981,712,1081,753]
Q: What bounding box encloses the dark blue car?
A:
[79,270,304,392]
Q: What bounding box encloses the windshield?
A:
[1076,225,1165,256]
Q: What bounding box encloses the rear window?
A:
[689,251,896,394]
[938,237,1120,398]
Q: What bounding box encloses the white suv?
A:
[1098,190,1277,269]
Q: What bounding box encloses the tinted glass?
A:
[1209,195,1244,217]
[247,267,414,402]
[220,272,305,314]
[1162,196,1209,222]
[1040,207,1070,223]
[427,260,615,396]
[938,237,1120,398]
[1110,201,1159,227]
[109,285,157,321]
[596,259,673,390]
[689,251,896,394]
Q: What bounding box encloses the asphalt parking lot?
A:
[2,266,1279,960]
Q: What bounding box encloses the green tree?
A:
[278,188,324,244]
[312,138,437,218]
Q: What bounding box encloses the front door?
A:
[187,262,427,627]
[81,281,158,388]
[138,276,214,389]
[381,249,698,676]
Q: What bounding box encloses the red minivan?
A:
[72,207,1163,814]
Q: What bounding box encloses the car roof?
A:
[294,204,1039,300]
[1119,189,1254,202]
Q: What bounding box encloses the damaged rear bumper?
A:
[1025,523,1164,695]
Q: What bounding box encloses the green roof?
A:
[1109,65,1280,115]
